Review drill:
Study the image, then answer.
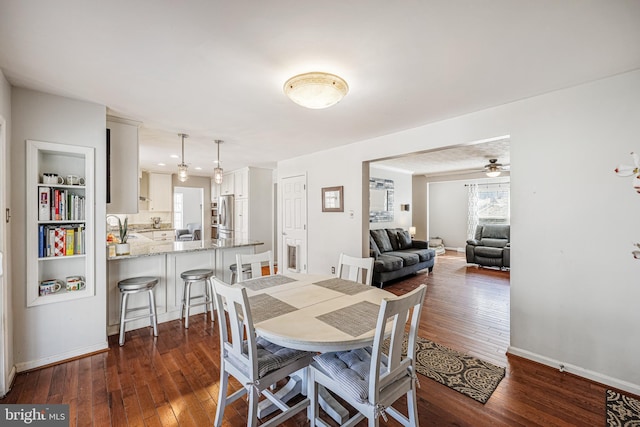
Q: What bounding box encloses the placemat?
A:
[248,294,298,323]
[316,300,380,337]
[313,278,370,295]
[241,275,297,291]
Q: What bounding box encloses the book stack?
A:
[38,224,85,258]
[38,187,85,221]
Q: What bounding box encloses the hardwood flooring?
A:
[2,251,634,426]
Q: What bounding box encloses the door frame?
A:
[0,115,13,396]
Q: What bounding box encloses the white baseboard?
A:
[15,342,109,373]
[507,346,640,396]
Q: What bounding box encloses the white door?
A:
[281,175,307,273]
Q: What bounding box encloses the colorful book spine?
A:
[54,227,65,256]
[65,228,75,255]
[39,187,50,221]
[38,225,45,258]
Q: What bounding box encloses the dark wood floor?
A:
[2,252,633,426]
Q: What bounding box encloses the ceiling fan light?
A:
[283,72,349,109]
[485,169,501,178]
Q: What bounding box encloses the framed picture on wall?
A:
[322,186,344,212]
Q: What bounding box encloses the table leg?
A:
[257,376,349,424]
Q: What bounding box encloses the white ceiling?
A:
[1,1,639,176]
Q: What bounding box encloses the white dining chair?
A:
[235,250,275,283]
[211,277,314,427]
[337,253,374,285]
[308,284,427,427]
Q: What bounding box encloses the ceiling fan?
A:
[483,159,510,177]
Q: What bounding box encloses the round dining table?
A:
[236,272,396,423]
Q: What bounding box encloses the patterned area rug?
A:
[383,335,505,404]
[607,389,640,426]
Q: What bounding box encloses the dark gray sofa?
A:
[465,224,510,269]
[369,228,436,287]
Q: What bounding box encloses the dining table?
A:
[236,272,396,423]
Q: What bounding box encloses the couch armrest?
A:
[411,240,429,249]
[466,239,481,246]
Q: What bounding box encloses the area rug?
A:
[607,389,640,426]
[382,336,505,404]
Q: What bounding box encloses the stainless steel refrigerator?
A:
[218,194,234,239]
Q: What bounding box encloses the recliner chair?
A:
[175,223,201,241]
[466,224,510,269]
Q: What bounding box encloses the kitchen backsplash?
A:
[111,211,172,228]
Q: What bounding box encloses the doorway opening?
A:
[174,187,204,240]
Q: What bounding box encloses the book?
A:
[38,225,45,258]
[39,187,50,221]
[54,227,65,256]
[65,228,74,255]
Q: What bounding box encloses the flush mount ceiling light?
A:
[283,72,349,109]
[177,133,189,182]
[213,140,224,185]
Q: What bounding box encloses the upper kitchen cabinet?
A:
[148,172,172,211]
[220,172,234,196]
[106,116,141,214]
[234,168,249,199]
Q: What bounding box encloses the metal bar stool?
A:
[180,268,215,328]
[118,276,159,346]
[229,263,251,284]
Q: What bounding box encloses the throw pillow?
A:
[369,235,381,258]
[397,230,412,249]
[386,229,401,250]
[370,229,393,252]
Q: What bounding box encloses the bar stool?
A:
[229,263,251,284]
[118,276,159,346]
[180,268,215,328]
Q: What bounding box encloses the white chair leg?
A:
[407,388,419,426]
[307,369,318,426]
[214,370,229,427]
[248,389,259,427]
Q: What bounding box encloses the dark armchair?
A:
[176,223,201,241]
[466,224,510,269]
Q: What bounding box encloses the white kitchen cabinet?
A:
[220,172,234,196]
[107,116,141,214]
[26,140,95,307]
[148,173,172,211]
[152,230,175,241]
[211,179,220,202]
[234,168,249,199]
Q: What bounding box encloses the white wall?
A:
[278,70,640,394]
[369,166,412,231]
[11,88,107,369]
[0,69,13,395]
[428,181,468,250]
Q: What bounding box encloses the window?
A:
[173,192,183,229]
[477,185,510,225]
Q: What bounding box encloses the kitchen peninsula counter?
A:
[107,237,262,260]
[107,238,263,336]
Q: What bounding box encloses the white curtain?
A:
[467,183,479,239]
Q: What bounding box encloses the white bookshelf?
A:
[26,140,95,307]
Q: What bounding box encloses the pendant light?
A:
[213,140,224,184]
[177,133,189,182]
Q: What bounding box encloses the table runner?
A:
[313,278,370,295]
[241,274,297,291]
[316,300,380,337]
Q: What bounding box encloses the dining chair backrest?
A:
[236,250,274,283]
[337,253,374,285]
[369,283,427,405]
[211,277,260,379]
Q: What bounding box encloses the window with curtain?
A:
[468,182,510,238]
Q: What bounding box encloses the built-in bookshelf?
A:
[27,140,94,307]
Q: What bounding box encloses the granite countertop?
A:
[107,237,263,260]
